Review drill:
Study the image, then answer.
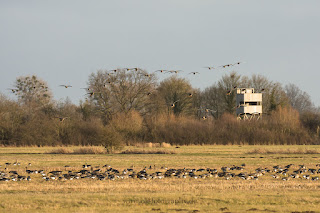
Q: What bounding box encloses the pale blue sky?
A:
[1,1,320,105]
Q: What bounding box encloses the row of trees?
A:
[0,69,319,148]
[87,69,314,118]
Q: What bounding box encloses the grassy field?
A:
[1,145,320,212]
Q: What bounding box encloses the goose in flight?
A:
[205,108,215,113]
[60,85,72,88]
[7,88,19,93]
[233,61,245,66]
[221,64,233,68]
[187,92,196,97]
[189,72,199,75]
[204,66,215,70]
[81,87,92,91]
[56,117,69,122]
[155,70,167,73]
[168,70,182,74]
[86,92,101,97]
[170,100,180,108]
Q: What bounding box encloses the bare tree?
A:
[267,83,289,112]
[14,75,52,106]
[242,74,290,113]
[242,74,272,93]
[285,83,313,113]
[87,68,156,123]
[242,74,273,114]
[0,93,23,145]
[200,84,221,118]
[201,72,290,116]
[217,72,241,114]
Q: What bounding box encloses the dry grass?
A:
[46,146,107,154]
[120,149,175,154]
[73,146,106,154]
[161,142,171,148]
[47,146,175,155]
[45,147,73,154]
[247,148,320,154]
[1,145,320,212]
[134,142,171,148]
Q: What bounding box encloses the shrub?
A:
[300,111,320,139]
[72,118,104,146]
[15,113,57,146]
[144,114,215,145]
[100,127,124,153]
[109,111,144,144]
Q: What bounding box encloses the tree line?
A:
[1,69,319,149]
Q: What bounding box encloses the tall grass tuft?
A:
[73,146,107,154]
[247,148,320,154]
[46,146,107,154]
[46,147,73,154]
[161,142,171,148]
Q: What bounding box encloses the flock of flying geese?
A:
[6,62,245,122]
[7,61,244,94]
[57,62,244,95]
[1,161,320,182]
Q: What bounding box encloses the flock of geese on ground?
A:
[1,162,320,182]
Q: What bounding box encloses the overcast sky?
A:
[1,1,320,106]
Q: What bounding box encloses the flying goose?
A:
[189,72,199,75]
[60,85,72,88]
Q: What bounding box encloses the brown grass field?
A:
[1,145,320,212]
